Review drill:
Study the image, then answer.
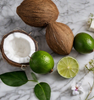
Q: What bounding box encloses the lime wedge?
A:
[57,56,79,78]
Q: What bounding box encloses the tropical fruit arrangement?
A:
[0,0,94,100]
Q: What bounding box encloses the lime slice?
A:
[57,56,79,78]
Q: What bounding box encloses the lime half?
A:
[57,56,79,78]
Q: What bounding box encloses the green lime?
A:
[73,32,94,54]
[57,56,79,78]
[29,50,54,74]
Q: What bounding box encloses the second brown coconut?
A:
[46,22,74,55]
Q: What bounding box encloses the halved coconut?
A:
[1,30,38,67]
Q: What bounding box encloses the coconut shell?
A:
[1,30,38,67]
[46,22,74,55]
[16,0,59,27]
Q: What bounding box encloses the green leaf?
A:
[0,71,28,87]
[31,72,38,82]
[34,82,51,100]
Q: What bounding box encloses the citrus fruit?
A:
[73,32,94,54]
[57,56,79,78]
[29,50,54,74]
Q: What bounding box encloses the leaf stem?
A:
[85,73,94,100]
[28,80,38,82]
[88,96,94,100]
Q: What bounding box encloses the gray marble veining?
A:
[0,0,94,100]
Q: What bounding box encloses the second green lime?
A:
[73,32,94,54]
[29,50,54,74]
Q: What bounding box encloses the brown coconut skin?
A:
[46,22,74,55]
[1,30,38,67]
[16,0,59,27]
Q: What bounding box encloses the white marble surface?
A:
[0,0,94,100]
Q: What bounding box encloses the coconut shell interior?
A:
[1,30,38,67]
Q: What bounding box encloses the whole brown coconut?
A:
[46,22,74,55]
[17,0,59,27]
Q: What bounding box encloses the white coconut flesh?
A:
[3,32,36,63]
